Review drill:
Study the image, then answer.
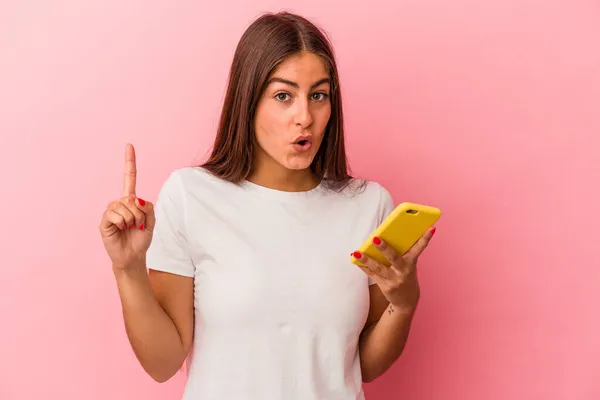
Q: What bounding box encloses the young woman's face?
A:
[253,52,332,172]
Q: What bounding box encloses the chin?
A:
[283,156,315,171]
[284,162,312,171]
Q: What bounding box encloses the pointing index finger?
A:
[122,143,137,197]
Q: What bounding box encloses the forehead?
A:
[271,52,329,82]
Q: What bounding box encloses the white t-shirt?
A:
[146,166,395,400]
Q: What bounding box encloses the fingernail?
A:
[353,251,362,259]
[138,198,146,206]
[139,224,145,230]
[430,227,436,235]
[129,224,135,229]
[372,236,381,245]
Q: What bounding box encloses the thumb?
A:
[404,226,436,263]
[136,198,155,232]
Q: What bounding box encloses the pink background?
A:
[1,0,599,399]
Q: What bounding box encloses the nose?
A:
[293,98,313,128]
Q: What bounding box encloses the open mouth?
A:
[293,138,312,151]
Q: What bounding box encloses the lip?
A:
[292,134,313,144]
[292,135,313,152]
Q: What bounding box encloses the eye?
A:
[311,92,329,101]
[275,92,291,102]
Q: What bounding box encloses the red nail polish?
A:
[140,224,145,230]
[353,251,362,259]
[430,227,436,235]
[372,236,381,245]
[138,198,146,206]
[129,224,135,229]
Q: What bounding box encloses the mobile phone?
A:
[351,202,441,267]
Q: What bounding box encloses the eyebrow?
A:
[266,77,331,90]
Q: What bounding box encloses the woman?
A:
[99,11,435,399]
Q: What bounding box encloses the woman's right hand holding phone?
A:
[99,143,155,272]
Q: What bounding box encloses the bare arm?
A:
[100,144,194,382]
[113,263,194,382]
[354,229,435,382]
[359,285,416,382]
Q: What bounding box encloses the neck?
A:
[247,155,320,192]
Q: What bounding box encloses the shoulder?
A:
[335,177,396,220]
[156,166,248,213]
[166,166,220,184]
[158,166,235,194]
[331,177,394,205]
[364,180,395,216]
[371,180,394,208]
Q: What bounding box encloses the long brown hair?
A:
[200,11,354,191]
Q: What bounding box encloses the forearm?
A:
[358,303,416,382]
[113,262,187,382]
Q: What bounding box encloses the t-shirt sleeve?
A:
[369,183,396,285]
[146,171,195,278]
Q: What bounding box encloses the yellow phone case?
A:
[351,202,441,267]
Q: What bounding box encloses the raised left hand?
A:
[351,227,436,312]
